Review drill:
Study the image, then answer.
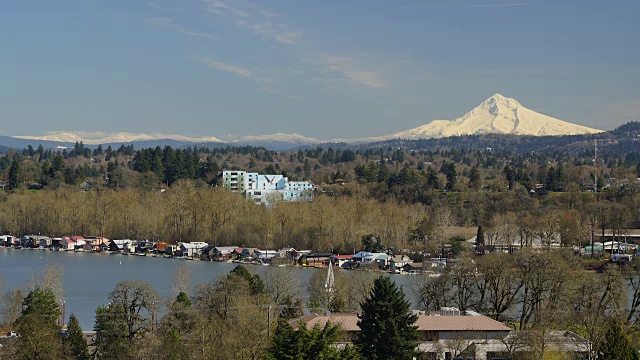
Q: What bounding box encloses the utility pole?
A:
[267,305,272,341]
[594,138,598,201]
[201,324,205,359]
[592,137,598,258]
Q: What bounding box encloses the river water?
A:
[0,248,415,330]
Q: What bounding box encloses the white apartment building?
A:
[222,170,315,205]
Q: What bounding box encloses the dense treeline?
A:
[1,181,640,255]
[2,136,640,197]
[0,184,423,251]
[2,123,640,196]
[0,122,640,251]
[1,178,639,254]
[4,255,640,359]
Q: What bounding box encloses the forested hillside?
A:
[0,124,638,253]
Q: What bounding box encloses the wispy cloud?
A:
[235,20,301,45]
[410,3,531,8]
[195,56,290,95]
[150,17,213,39]
[261,10,278,18]
[196,56,253,78]
[182,30,214,38]
[344,71,386,89]
[204,0,248,17]
[203,0,301,45]
[308,53,386,89]
[198,2,391,93]
[147,1,164,10]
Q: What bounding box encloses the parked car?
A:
[7,331,19,337]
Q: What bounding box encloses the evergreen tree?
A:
[469,165,481,190]
[426,166,440,189]
[546,166,558,191]
[132,151,151,173]
[229,265,265,295]
[340,149,356,163]
[16,287,64,360]
[37,144,45,161]
[503,165,516,190]
[600,320,639,360]
[65,313,90,360]
[265,319,299,360]
[355,277,419,360]
[175,291,192,306]
[443,163,457,191]
[106,162,122,189]
[377,160,390,183]
[93,304,132,359]
[361,234,385,253]
[52,153,66,173]
[20,287,60,323]
[41,160,52,179]
[8,158,20,189]
[265,319,359,360]
[151,152,164,179]
[475,225,485,255]
[15,314,65,360]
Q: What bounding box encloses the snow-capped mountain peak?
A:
[8,94,603,150]
[14,131,226,145]
[477,93,521,114]
[391,93,601,139]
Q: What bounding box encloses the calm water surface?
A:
[0,248,415,329]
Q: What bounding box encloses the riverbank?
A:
[0,248,417,330]
[1,242,428,276]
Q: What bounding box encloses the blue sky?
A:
[1,0,639,139]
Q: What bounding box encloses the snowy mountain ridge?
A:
[15,131,226,145]
[10,94,602,148]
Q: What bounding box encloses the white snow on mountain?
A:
[389,93,601,139]
[14,131,321,147]
[236,133,322,144]
[14,131,225,144]
[11,94,602,147]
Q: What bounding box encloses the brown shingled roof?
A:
[292,313,511,332]
[414,315,511,332]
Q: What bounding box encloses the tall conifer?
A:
[65,313,89,359]
[355,276,418,360]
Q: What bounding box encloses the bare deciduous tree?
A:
[477,253,523,321]
[412,273,450,312]
[27,263,65,301]
[265,266,301,305]
[109,280,161,341]
[171,265,192,297]
[448,257,477,313]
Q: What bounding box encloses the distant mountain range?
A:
[2,94,604,151]
[14,131,225,145]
